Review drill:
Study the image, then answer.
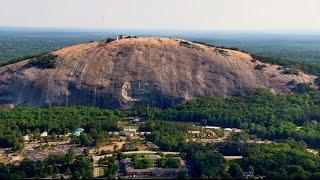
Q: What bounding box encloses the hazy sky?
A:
[0,0,319,30]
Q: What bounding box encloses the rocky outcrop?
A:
[0,37,316,108]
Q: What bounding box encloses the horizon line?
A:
[1,26,320,34]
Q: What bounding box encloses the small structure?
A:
[122,158,132,164]
[123,127,137,132]
[132,117,141,123]
[72,128,85,136]
[205,126,221,130]
[107,131,120,136]
[40,131,48,138]
[224,128,233,132]
[146,155,161,163]
[122,157,186,177]
[23,134,33,142]
[233,128,242,133]
[188,130,200,134]
[138,132,151,136]
[121,131,135,137]
[147,142,159,151]
[223,156,243,161]
[116,35,139,41]
[117,35,125,41]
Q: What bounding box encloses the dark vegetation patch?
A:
[179,40,198,49]
[217,49,230,56]
[0,52,48,67]
[179,41,191,46]
[28,54,59,69]
[282,68,300,75]
[254,64,267,70]
[251,55,320,76]
[98,38,116,47]
[105,38,115,43]
[192,41,248,53]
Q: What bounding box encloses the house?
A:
[138,132,151,136]
[72,128,85,136]
[107,131,120,136]
[224,128,233,132]
[122,158,132,164]
[121,131,135,137]
[23,134,33,142]
[40,131,48,138]
[233,128,242,133]
[123,127,137,132]
[223,156,243,161]
[146,155,161,163]
[122,157,186,177]
[188,130,200,134]
[132,117,141,123]
[117,35,125,41]
[205,126,221,130]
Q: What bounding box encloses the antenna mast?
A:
[101,8,104,34]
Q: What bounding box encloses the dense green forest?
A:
[0,31,105,64]
[193,35,320,64]
[0,107,125,150]
[0,150,94,179]
[142,88,320,148]
[1,88,320,178]
[2,86,320,149]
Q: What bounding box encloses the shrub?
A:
[28,54,59,69]
[100,150,110,155]
[132,156,153,169]
[179,41,191,46]
[157,157,179,168]
[291,83,315,93]
[228,163,244,177]
[282,68,300,75]
[314,77,320,87]
[105,38,115,43]
[255,64,267,70]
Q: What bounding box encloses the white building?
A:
[116,35,125,41]
[23,134,33,142]
[121,131,135,137]
[40,131,48,138]
[107,131,120,136]
[188,130,200,134]
[133,117,141,123]
[224,128,233,132]
[123,127,137,132]
[205,126,221,130]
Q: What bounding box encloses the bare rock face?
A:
[0,37,316,108]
